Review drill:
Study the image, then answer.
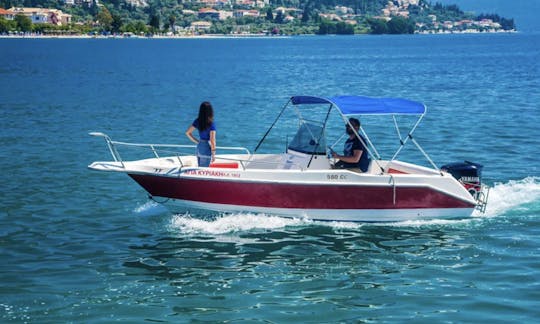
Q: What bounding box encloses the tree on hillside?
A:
[0,0,16,9]
[336,21,354,34]
[274,10,284,24]
[121,20,148,34]
[168,14,176,32]
[111,13,123,33]
[88,0,100,17]
[317,20,334,34]
[97,6,113,31]
[301,2,313,23]
[149,13,160,31]
[317,20,354,34]
[387,16,414,34]
[14,13,32,32]
[367,18,387,34]
[266,7,273,21]
[0,16,14,33]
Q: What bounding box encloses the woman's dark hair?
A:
[197,101,214,131]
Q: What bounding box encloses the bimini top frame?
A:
[290,95,426,115]
[255,95,439,173]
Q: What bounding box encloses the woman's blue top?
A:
[192,119,216,141]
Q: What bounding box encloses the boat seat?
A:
[181,160,193,167]
[340,160,375,174]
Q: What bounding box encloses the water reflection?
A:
[124,215,475,285]
[118,215,485,320]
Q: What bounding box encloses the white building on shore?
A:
[9,7,72,25]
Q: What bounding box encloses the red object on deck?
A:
[388,168,408,174]
[209,162,239,169]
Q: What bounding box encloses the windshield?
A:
[288,121,327,155]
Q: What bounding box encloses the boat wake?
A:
[133,200,168,216]
[474,176,540,217]
[169,213,310,235]
[163,177,540,235]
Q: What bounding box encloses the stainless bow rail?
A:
[89,132,310,171]
[89,132,252,168]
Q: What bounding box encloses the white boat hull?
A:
[92,155,480,222]
[89,149,481,222]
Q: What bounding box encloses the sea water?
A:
[1,33,539,322]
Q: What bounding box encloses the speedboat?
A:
[88,95,489,222]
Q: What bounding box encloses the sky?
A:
[437,0,540,32]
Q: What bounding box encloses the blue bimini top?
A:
[290,95,426,116]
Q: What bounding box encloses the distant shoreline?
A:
[0,30,517,39]
[0,33,283,39]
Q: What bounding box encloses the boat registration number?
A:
[327,174,347,180]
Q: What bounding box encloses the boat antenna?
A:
[254,98,291,153]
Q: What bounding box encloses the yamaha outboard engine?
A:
[441,161,483,198]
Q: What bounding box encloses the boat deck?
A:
[101,152,442,177]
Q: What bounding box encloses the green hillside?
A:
[0,0,516,35]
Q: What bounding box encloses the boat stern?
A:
[441,161,489,213]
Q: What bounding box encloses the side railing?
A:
[89,132,252,169]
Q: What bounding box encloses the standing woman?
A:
[185,101,216,167]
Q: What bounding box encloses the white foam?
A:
[377,218,476,228]
[168,213,482,233]
[474,177,540,217]
[133,201,168,216]
[164,177,540,233]
[169,213,310,235]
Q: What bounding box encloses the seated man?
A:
[331,118,371,172]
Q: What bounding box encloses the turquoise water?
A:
[1,34,539,322]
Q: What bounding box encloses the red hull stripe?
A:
[129,174,475,210]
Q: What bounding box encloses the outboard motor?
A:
[441,161,483,198]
